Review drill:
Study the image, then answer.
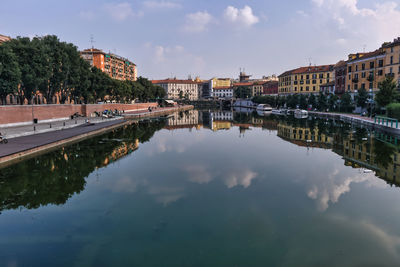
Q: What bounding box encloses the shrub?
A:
[386,103,400,120]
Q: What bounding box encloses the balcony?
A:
[367,75,374,82]
[352,78,359,83]
[386,73,395,78]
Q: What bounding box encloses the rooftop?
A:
[152,79,202,84]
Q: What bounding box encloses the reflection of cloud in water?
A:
[111,176,147,193]
[224,169,258,189]
[183,165,258,189]
[306,168,387,211]
[148,186,185,206]
[145,132,206,156]
[183,165,212,184]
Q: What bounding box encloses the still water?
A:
[1,109,400,266]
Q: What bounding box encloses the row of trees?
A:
[251,76,399,113]
[0,35,165,105]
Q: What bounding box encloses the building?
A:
[152,79,201,100]
[346,49,386,95]
[80,48,137,81]
[334,60,347,95]
[251,81,265,97]
[320,81,335,94]
[213,86,234,99]
[382,37,400,87]
[232,82,254,97]
[278,65,335,95]
[239,71,252,82]
[262,81,279,95]
[0,34,11,44]
[209,78,232,98]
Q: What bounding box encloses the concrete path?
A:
[0,119,125,158]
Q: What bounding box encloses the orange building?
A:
[0,34,11,44]
[80,48,137,81]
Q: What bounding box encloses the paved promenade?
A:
[0,119,125,159]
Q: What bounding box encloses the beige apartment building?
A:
[152,79,201,100]
[382,37,400,87]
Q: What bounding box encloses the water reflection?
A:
[0,109,399,212]
[0,120,166,212]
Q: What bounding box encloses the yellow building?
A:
[211,78,231,88]
[346,49,386,93]
[277,122,333,148]
[278,65,335,95]
[382,37,400,87]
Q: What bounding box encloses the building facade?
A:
[262,81,279,95]
[0,34,11,44]
[80,48,137,81]
[278,65,334,95]
[152,79,201,100]
[213,86,234,99]
[382,37,400,87]
[346,50,386,94]
[334,60,347,95]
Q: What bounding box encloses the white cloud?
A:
[104,2,135,21]
[183,165,212,184]
[143,1,181,9]
[183,11,213,33]
[224,169,258,189]
[223,5,259,27]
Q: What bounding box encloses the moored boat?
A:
[294,109,308,119]
[256,104,272,112]
[272,109,287,115]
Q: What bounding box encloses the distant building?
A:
[334,60,347,95]
[80,48,137,81]
[209,78,232,98]
[262,81,279,95]
[213,86,233,99]
[251,81,264,96]
[382,37,400,88]
[320,81,335,94]
[152,79,201,100]
[278,65,335,95]
[0,34,11,44]
[239,71,252,82]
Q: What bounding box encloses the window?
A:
[320,79,323,84]
[361,83,365,89]
[306,75,310,79]
[362,63,365,70]
[300,86,303,91]
[369,82,373,89]
[348,66,352,72]
[327,73,330,78]
[306,86,309,91]
[356,65,358,71]
[349,74,351,80]
[362,72,366,78]
[348,85,350,90]
[379,60,384,67]
[319,74,324,78]
[391,56,393,65]
[378,70,383,76]
[370,62,374,69]
[354,84,358,90]
[312,80,317,84]
[312,74,317,79]
[391,47,394,53]
[313,86,316,91]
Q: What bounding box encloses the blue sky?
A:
[1,0,400,79]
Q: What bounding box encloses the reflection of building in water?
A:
[209,111,233,131]
[165,110,201,130]
[277,122,333,149]
[102,139,140,167]
[277,120,400,186]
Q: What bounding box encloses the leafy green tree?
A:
[340,92,353,112]
[375,76,399,108]
[308,94,316,109]
[0,45,21,105]
[328,94,338,111]
[317,92,327,111]
[299,94,307,109]
[234,86,251,99]
[356,88,368,109]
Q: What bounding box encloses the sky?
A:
[1,0,400,79]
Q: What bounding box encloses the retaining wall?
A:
[0,103,158,127]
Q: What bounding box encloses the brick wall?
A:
[0,103,158,127]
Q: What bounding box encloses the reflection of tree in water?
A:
[374,139,395,169]
[0,120,166,212]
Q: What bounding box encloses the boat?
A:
[256,104,272,112]
[294,109,308,119]
[272,109,287,115]
[233,100,256,109]
[286,109,294,115]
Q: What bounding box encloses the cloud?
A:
[143,1,181,9]
[104,2,136,21]
[183,165,213,184]
[223,5,259,27]
[183,11,213,33]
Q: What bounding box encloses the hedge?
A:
[386,103,400,120]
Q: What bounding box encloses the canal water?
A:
[1,109,400,266]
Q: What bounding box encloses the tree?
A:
[308,94,316,109]
[299,94,307,109]
[317,92,327,111]
[340,92,353,112]
[328,94,338,111]
[356,88,368,109]
[375,76,399,108]
[234,86,251,99]
[179,91,184,99]
[0,45,21,105]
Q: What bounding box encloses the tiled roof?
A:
[233,82,254,87]
[0,34,11,43]
[152,79,202,84]
[334,60,347,68]
[291,65,334,74]
[347,50,385,62]
[382,37,400,48]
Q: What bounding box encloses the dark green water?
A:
[1,110,400,266]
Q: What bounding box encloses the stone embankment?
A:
[0,105,193,167]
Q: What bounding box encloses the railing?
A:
[375,116,399,128]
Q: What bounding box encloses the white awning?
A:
[165,100,175,104]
